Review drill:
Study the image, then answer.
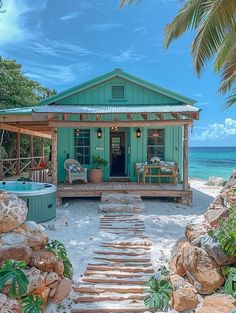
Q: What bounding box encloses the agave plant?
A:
[22,295,44,313]
[144,276,172,310]
[222,266,236,298]
[0,259,29,299]
[208,207,236,256]
[46,240,73,278]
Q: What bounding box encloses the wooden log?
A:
[29,135,34,167]
[101,241,152,247]
[16,133,20,175]
[82,278,146,285]
[51,128,58,186]
[86,266,154,273]
[83,271,150,278]
[73,294,145,303]
[93,251,148,256]
[88,262,153,267]
[100,244,150,250]
[72,285,144,294]
[71,308,147,313]
[183,124,189,191]
[93,257,151,263]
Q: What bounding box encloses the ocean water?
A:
[189,147,236,180]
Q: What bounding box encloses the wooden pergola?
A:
[0,109,199,202]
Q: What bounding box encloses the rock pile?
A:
[168,170,236,312]
[0,191,72,312]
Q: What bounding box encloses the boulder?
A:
[185,223,209,243]
[169,238,188,276]
[52,277,71,303]
[170,274,198,312]
[0,294,22,313]
[46,272,60,288]
[0,191,28,233]
[197,294,236,313]
[19,221,48,250]
[0,244,32,265]
[25,267,46,295]
[0,232,27,247]
[29,250,59,273]
[204,207,229,227]
[182,244,224,294]
[53,260,64,276]
[201,235,236,266]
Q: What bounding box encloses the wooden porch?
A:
[58,182,192,205]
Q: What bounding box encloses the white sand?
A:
[44,178,222,312]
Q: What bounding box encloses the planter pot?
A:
[89,168,103,183]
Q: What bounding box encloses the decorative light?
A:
[97,128,102,139]
[136,128,142,138]
[111,127,118,131]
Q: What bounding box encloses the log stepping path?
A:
[72,194,154,313]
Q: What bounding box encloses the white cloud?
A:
[108,47,146,63]
[86,23,121,31]
[26,62,94,85]
[0,0,29,44]
[59,12,79,21]
[194,93,203,98]
[192,118,236,141]
[0,0,46,46]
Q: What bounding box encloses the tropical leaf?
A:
[46,240,73,278]
[22,294,44,313]
[144,276,172,310]
[0,259,29,299]
[120,0,143,7]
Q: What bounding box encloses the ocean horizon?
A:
[189,146,236,180]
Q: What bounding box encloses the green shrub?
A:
[144,276,172,310]
[222,266,236,298]
[46,240,73,278]
[22,294,44,313]
[208,207,236,256]
[0,259,29,299]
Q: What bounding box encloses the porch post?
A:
[41,138,45,159]
[51,128,58,186]
[16,133,21,175]
[29,135,34,167]
[183,124,189,191]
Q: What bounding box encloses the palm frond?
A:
[226,88,236,107]
[120,0,143,7]
[219,47,236,94]
[192,0,236,73]
[214,30,236,72]
[164,0,206,48]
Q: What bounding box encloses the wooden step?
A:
[73,284,144,294]
[73,294,145,303]
[100,244,150,250]
[93,257,150,263]
[93,251,148,257]
[86,266,154,273]
[82,277,147,285]
[83,271,151,278]
[88,262,153,267]
[101,241,152,247]
[72,308,148,313]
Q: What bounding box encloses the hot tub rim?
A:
[0,181,57,197]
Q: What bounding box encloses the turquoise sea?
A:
[189,147,236,180]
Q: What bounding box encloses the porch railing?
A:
[0,156,44,180]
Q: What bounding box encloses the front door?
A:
[110,132,126,176]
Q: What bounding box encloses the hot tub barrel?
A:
[0,182,57,223]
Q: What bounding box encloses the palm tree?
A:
[121,0,236,106]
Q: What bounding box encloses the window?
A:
[147,129,165,162]
[112,85,124,99]
[74,129,90,164]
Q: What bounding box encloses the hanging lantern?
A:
[97,128,102,139]
[136,128,142,138]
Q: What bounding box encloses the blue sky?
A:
[0,0,236,147]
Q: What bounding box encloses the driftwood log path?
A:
[72,195,155,313]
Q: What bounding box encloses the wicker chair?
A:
[64,159,88,184]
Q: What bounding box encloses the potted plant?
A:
[89,155,108,183]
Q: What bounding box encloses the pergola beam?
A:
[0,123,52,139]
[49,119,193,128]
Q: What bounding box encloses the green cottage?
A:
[0,69,200,204]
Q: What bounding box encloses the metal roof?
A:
[33,104,199,114]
